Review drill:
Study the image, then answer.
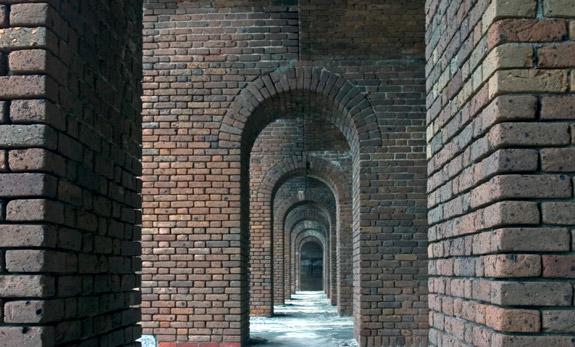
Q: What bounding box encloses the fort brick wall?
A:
[1,0,571,346]
[0,1,142,345]
[426,0,575,345]
[142,0,428,345]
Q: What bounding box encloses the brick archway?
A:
[250,155,352,308]
[294,233,326,292]
[284,205,333,300]
[291,224,328,295]
[219,66,380,152]
[275,190,336,304]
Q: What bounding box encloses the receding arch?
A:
[299,237,325,291]
[220,64,384,341]
[219,66,380,153]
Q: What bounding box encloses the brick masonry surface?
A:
[141,0,428,346]
[1,0,573,346]
[0,0,143,346]
[426,0,575,346]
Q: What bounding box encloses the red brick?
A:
[0,75,56,100]
[484,254,541,278]
[538,43,575,67]
[9,49,49,73]
[542,202,575,224]
[541,96,575,120]
[485,306,540,332]
[541,148,575,172]
[542,255,575,278]
[491,281,572,306]
[488,19,568,48]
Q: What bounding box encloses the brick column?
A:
[427,0,575,345]
[0,1,142,346]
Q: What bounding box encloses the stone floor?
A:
[249,291,357,347]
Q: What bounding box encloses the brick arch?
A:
[292,228,327,293]
[285,206,331,238]
[284,207,332,299]
[295,233,326,292]
[219,66,381,152]
[249,173,336,314]
[220,64,385,336]
[274,176,353,314]
[250,155,351,306]
[274,187,336,305]
[253,154,350,202]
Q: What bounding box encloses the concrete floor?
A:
[249,291,357,347]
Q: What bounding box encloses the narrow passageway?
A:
[249,292,357,347]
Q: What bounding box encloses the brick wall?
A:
[142,0,427,345]
[0,1,142,346]
[426,0,575,345]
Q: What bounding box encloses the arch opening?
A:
[300,240,324,291]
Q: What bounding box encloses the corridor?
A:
[249,292,357,347]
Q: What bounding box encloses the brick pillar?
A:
[0,1,142,346]
[427,0,575,345]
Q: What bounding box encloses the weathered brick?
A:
[9,49,48,73]
[485,306,540,332]
[0,101,6,123]
[491,334,575,347]
[483,45,534,78]
[542,255,575,278]
[488,19,568,48]
[543,0,575,17]
[6,199,64,224]
[10,99,65,130]
[538,43,575,67]
[0,150,6,171]
[0,275,55,297]
[471,175,571,208]
[541,148,575,171]
[484,254,541,278]
[488,122,570,148]
[6,250,67,273]
[492,0,537,19]
[0,327,54,347]
[0,75,57,100]
[0,224,56,248]
[0,124,57,149]
[4,299,65,323]
[491,227,571,252]
[542,310,575,333]
[541,96,575,120]
[542,202,575,224]
[0,5,7,28]
[8,148,66,175]
[0,173,57,198]
[488,70,568,98]
[0,27,48,49]
[10,3,50,26]
[491,281,572,306]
